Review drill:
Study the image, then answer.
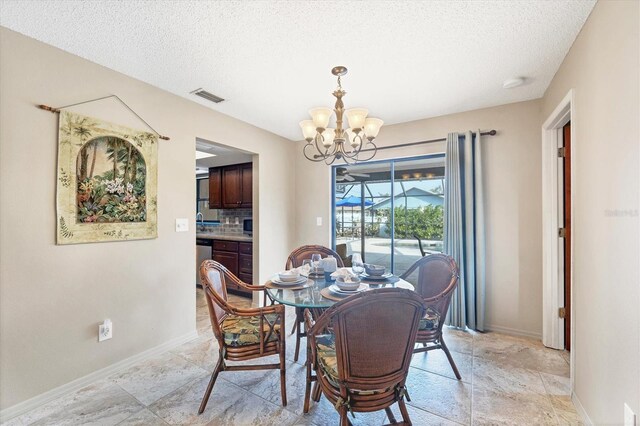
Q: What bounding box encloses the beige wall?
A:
[541,1,639,423]
[295,99,544,337]
[0,28,295,410]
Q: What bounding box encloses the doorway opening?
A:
[195,138,257,305]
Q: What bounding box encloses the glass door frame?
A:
[331,153,445,274]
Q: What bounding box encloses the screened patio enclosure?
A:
[332,154,446,280]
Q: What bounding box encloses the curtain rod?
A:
[359,129,497,153]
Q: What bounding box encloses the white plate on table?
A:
[329,283,368,295]
[360,272,394,281]
[271,276,308,286]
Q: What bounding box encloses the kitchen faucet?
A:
[196,212,204,231]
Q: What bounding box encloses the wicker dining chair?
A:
[285,245,344,362]
[304,288,426,426]
[198,260,287,414]
[400,253,462,380]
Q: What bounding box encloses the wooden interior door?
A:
[562,122,571,351]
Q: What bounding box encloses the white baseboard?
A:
[572,391,593,425]
[483,323,542,340]
[0,330,199,423]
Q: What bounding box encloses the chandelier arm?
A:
[328,140,340,156]
[325,154,340,165]
[341,145,361,159]
[304,143,329,162]
[356,141,378,162]
[341,154,354,165]
[316,141,339,159]
[313,133,325,155]
[312,136,342,160]
[342,152,358,161]
[342,135,363,158]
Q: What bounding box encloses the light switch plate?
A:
[98,319,112,342]
[175,218,189,232]
[624,403,636,426]
[316,217,322,226]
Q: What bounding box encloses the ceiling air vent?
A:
[191,88,225,104]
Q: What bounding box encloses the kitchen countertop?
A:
[196,232,252,242]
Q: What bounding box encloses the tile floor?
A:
[5,289,581,425]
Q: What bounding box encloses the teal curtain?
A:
[444,131,486,331]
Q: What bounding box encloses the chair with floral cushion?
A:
[198,260,286,414]
[400,253,462,380]
[303,288,426,426]
[285,245,344,362]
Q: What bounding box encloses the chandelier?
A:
[300,66,383,164]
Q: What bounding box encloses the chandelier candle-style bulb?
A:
[299,120,316,142]
[321,128,336,148]
[345,128,359,148]
[364,118,384,141]
[345,108,368,131]
[301,66,381,164]
[309,107,333,130]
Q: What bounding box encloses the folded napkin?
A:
[331,267,357,279]
[296,264,311,276]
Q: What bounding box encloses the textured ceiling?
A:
[0,0,595,141]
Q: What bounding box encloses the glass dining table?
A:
[265,273,415,309]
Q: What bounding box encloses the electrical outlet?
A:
[624,403,637,426]
[98,319,112,342]
[175,218,189,232]
[316,217,322,226]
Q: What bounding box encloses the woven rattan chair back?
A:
[400,253,463,380]
[332,288,425,390]
[198,260,287,414]
[200,260,230,330]
[285,245,345,269]
[402,254,458,331]
[306,288,425,425]
[284,245,344,362]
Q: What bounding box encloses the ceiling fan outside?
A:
[336,167,370,182]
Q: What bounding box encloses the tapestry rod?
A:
[37,94,170,140]
[357,129,497,153]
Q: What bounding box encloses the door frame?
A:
[541,90,575,386]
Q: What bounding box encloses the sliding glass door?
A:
[332,154,445,282]
[333,162,393,270]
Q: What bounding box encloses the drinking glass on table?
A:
[311,254,322,274]
[302,259,312,276]
[352,253,364,275]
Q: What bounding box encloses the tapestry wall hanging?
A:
[56,110,158,244]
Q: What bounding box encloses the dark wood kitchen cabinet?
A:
[238,242,253,285]
[208,167,222,209]
[208,162,252,209]
[239,163,253,207]
[222,166,241,208]
[211,239,253,296]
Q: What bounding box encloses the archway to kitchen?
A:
[195,137,259,324]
